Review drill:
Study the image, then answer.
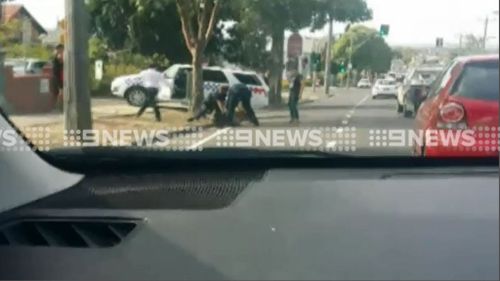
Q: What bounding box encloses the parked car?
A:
[371,79,398,99]
[5,58,48,75]
[397,66,443,117]
[414,54,499,157]
[111,64,269,109]
[357,78,371,88]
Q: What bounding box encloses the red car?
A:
[414,54,499,157]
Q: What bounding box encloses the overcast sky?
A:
[13,0,500,47]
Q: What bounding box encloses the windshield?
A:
[1,0,498,159]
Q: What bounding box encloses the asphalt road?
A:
[162,88,416,157]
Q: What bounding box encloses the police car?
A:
[111,64,269,109]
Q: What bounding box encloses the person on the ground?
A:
[289,72,303,124]
[226,83,259,127]
[136,64,163,122]
[51,44,64,110]
[188,85,228,127]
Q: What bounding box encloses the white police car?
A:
[111,64,269,109]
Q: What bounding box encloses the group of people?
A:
[188,83,260,127]
[135,64,261,127]
[187,70,304,126]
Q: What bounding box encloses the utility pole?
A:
[64,0,92,133]
[0,2,8,113]
[324,15,333,95]
[482,16,489,50]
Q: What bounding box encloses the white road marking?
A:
[342,94,370,126]
[187,128,231,150]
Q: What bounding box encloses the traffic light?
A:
[339,62,346,74]
[379,24,390,37]
[311,52,322,72]
[436,37,444,48]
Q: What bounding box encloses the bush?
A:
[90,52,170,96]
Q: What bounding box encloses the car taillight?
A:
[437,102,467,129]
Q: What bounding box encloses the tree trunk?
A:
[190,49,204,113]
[269,29,284,107]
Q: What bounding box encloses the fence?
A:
[2,65,54,114]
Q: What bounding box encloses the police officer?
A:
[188,85,228,127]
[137,64,163,122]
[226,83,259,127]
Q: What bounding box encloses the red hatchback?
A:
[414,55,499,157]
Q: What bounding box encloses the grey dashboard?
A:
[0,167,498,280]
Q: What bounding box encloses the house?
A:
[1,4,47,44]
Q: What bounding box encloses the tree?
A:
[175,0,222,112]
[464,34,484,51]
[234,0,316,106]
[312,0,372,93]
[333,25,392,74]
[87,0,191,63]
[392,47,417,65]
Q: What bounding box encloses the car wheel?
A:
[126,87,147,107]
[372,95,377,100]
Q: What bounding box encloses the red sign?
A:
[287,33,303,58]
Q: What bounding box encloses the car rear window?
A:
[453,61,499,101]
[380,80,396,85]
[233,73,262,86]
[203,70,229,83]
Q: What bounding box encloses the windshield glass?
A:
[0,0,498,158]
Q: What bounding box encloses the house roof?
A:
[1,4,47,34]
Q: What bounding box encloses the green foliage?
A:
[87,0,191,63]
[0,19,22,46]
[90,51,170,96]
[4,44,51,60]
[333,25,392,73]
[312,0,372,30]
[1,19,51,60]
[89,36,108,62]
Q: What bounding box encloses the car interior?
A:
[0,111,498,280]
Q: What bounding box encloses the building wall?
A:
[12,13,43,43]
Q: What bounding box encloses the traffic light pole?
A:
[324,17,333,96]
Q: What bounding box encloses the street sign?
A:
[287,33,303,58]
[348,63,353,70]
[95,60,103,81]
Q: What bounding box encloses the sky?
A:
[12,0,500,47]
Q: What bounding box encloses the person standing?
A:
[226,83,259,127]
[51,44,64,110]
[136,64,163,122]
[188,85,228,127]
[289,72,303,124]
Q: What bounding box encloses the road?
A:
[165,88,416,156]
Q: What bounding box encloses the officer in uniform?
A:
[226,83,259,127]
[188,85,229,127]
